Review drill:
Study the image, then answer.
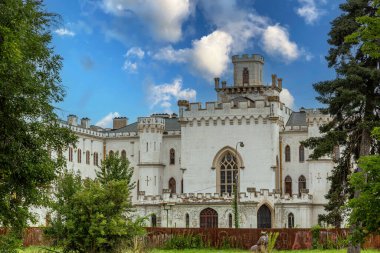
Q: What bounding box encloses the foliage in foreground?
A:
[0,0,76,244]
[46,153,145,253]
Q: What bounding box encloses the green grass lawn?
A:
[20,247,380,253]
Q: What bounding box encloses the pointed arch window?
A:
[68,147,73,162]
[219,151,239,195]
[299,145,305,162]
[137,180,140,199]
[93,152,98,166]
[298,175,306,196]
[121,149,127,160]
[200,208,218,228]
[109,150,114,157]
[243,68,249,85]
[170,148,175,165]
[285,145,291,162]
[77,149,82,163]
[151,214,157,227]
[285,175,292,195]
[228,213,233,228]
[288,213,294,228]
[181,179,184,194]
[185,213,190,228]
[86,150,90,164]
[169,177,176,194]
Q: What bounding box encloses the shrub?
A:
[163,234,205,249]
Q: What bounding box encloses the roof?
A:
[109,117,181,133]
[286,111,307,127]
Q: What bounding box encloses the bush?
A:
[311,225,321,249]
[163,234,205,249]
[0,233,21,253]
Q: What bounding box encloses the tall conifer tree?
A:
[303,0,380,228]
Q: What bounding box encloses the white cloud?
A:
[262,24,300,62]
[122,61,138,72]
[149,78,196,110]
[153,31,232,80]
[101,0,193,42]
[126,47,145,59]
[280,88,295,109]
[296,0,325,24]
[54,28,75,37]
[96,112,120,128]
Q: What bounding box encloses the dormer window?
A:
[243,68,249,85]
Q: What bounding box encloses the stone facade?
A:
[41,54,335,229]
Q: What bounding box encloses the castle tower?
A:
[232,54,264,87]
[137,116,165,196]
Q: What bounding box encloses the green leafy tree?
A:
[0,0,76,239]
[47,155,144,253]
[347,127,380,245]
[96,151,134,189]
[302,0,380,228]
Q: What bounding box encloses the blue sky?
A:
[46,0,344,128]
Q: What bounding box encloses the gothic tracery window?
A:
[285,145,291,162]
[200,208,218,228]
[170,148,175,165]
[243,68,249,85]
[219,152,238,195]
[298,175,306,196]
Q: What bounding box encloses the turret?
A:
[232,54,264,86]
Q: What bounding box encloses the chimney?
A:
[67,115,78,126]
[271,74,277,88]
[277,78,283,90]
[214,77,220,89]
[113,117,128,129]
[222,81,227,88]
[81,117,90,128]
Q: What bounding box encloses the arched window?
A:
[228,213,233,228]
[299,145,305,162]
[285,145,291,162]
[68,147,73,162]
[298,175,306,196]
[170,148,175,165]
[77,149,81,163]
[285,175,292,195]
[219,151,238,195]
[257,204,272,228]
[137,180,140,199]
[200,208,218,228]
[243,68,249,85]
[93,152,98,166]
[151,214,157,227]
[121,150,127,160]
[169,177,176,194]
[288,213,294,228]
[181,179,184,194]
[109,150,114,157]
[86,150,90,164]
[185,213,190,228]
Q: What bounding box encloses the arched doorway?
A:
[199,208,218,228]
[257,204,271,228]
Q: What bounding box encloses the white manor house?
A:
[50,54,336,229]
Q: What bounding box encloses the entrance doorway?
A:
[200,208,218,228]
[257,204,271,228]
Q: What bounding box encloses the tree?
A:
[0,0,76,239]
[348,129,380,245]
[302,0,380,228]
[47,156,144,253]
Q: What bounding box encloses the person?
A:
[250,231,268,252]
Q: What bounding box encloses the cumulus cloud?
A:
[262,25,300,62]
[149,78,196,111]
[280,88,295,109]
[296,0,325,24]
[153,31,232,80]
[54,28,75,37]
[126,47,145,59]
[96,112,120,128]
[101,0,193,42]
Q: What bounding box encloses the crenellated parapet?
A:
[305,109,331,126]
[135,187,313,205]
[232,54,264,64]
[137,117,165,133]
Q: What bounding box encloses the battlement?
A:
[232,54,264,64]
[136,188,313,205]
[305,109,331,125]
[138,117,165,125]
